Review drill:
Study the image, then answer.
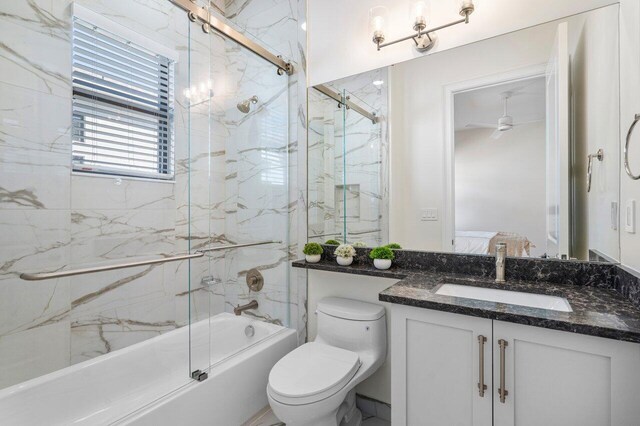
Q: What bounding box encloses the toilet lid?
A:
[268,342,360,404]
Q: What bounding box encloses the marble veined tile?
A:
[0,16,70,98]
[70,263,171,317]
[70,175,175,211]
[0,210,70,336]
[0,169,71,211]
[0,321,71,389]
[0,277,70,336]
[70,295,177,364]
[0,82,71,161]
[57,0,191,52]
[69,209,175,264]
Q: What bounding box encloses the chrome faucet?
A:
[495,243,506,283]
[234,300,258,316]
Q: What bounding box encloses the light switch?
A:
[421,208,438,221]
[625,199,636,234]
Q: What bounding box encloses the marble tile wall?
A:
[0,0,306,389]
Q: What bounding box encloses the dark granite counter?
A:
[293,249,640,344]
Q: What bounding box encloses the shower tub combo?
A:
[0,313,296,426]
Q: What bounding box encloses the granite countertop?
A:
[292,258,640,344]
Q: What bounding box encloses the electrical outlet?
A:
[625,199,636,234]
[421,208,438,221]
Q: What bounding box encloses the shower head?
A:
[237,95,259,113]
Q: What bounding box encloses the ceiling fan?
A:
[465,91,523,139]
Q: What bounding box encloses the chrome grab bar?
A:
[625,114,640,180]
[19,240,281,281]
[587,148,604,192]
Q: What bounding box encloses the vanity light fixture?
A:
[369,0,475,52]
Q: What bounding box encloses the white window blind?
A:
[72,16,175,180]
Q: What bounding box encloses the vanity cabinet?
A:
[391,305,640,426]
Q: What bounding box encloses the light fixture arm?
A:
[375,9,472,52]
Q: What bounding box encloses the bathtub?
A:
[0,313,297,426]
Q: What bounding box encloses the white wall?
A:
[389,19,562,251]
[569,6,620,260]
[307,270,397,404]
[455,124,547,257]
[619,0,640,272]
[307,0,616,86]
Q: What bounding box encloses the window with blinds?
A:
[71,16,175,180]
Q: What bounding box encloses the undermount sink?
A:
[435,283,573,312]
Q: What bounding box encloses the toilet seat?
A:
[268,342,361,406]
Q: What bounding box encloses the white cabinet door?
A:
[493,321,640,426]
[391,305,492,426]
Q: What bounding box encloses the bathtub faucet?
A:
[234,300,259,316]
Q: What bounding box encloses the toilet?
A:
[267,297,387,426]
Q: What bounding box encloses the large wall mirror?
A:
[307,5,620,262]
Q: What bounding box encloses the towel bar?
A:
[19,240,281,281]
[625,113,640,180]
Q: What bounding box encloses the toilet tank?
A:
[315,297,386,355]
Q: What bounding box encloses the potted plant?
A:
[352,241,367,248]
[385,243,402,250]
[303,242,323,263]
[370,246,395,270]
[325,239,340,245]
[334,244,356,266]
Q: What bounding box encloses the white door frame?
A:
[442,64,548,251]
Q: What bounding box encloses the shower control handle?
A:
[246,269,264,292]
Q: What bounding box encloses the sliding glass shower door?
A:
[308,89,347,243]
[307,85,387,247]
[342,90,386,247]
[186,8,291,376]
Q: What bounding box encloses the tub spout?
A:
[234,300,258,316]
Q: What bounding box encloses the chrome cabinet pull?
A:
[477,335,487,397]
[587,149,604,192]
[625,114,640,180]
[498,339,509,403]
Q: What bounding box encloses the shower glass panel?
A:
[308,89,347,243]
[187,12,291,375]
[342,91,386,246]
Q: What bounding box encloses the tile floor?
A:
[243,406,390,426]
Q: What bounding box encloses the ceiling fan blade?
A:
[465,122,496,129]
[491,128,504,139]
[512,118,544,127]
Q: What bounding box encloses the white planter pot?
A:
[374,259,392,270]
[336,256,353,266]
[305,254,321,263]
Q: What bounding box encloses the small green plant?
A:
[325,239,340,245]
[369,246,395,260]
[334,244,356,258]
[385,243,402,250]
[352,242,367,248]
[303,242,323,256]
